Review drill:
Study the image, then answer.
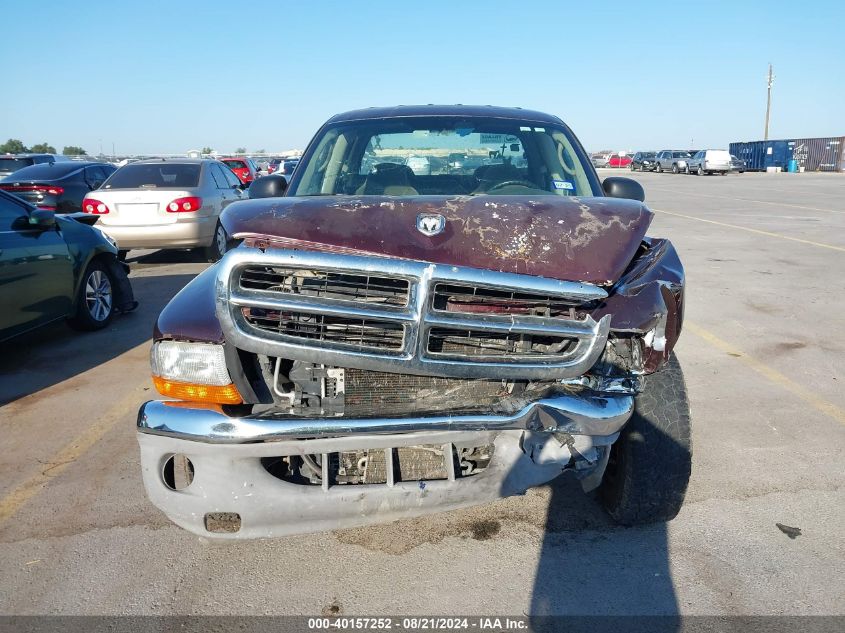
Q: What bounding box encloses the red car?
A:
[607,153,633,168]
[219,157,257,184]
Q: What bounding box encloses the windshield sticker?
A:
[552,180,574,190]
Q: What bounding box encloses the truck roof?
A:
[327,104,564,125]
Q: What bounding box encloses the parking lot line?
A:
[649,187,844,214]
[651,208,845,252]
[686,321,845,427]
[0,385,145,526]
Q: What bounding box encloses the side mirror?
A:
[29,208,57,228]
[602,177,645,202]
[248,174,288,199]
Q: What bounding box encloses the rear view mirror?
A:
[248,174,287,199]
[602,177,645,202]
[29,208,57,228]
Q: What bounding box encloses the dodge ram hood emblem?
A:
[416,213,445,237]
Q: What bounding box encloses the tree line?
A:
[0,138,87,156]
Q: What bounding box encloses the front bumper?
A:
[137,392,633,538]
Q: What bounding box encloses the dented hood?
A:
[221,195,653,285]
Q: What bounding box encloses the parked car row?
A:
[595,148,743,176]
[626,149,739,175]
[590,152,634,168]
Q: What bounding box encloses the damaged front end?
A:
[137,238,683,539]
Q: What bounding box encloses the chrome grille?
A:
[218,247,611,380]
[242,308,404,351]
[432,282,587,317]
[427,327,576,359]
[239,266,409,307]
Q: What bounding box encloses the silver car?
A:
[655,150,691,174]
[84,159,245,260]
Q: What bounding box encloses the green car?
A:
[0,189,137,342]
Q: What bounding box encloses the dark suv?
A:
[0,153,68,179]
[630,151,657,172]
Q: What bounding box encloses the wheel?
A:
[204,221,229,262]
[684,166,690,174]
[672,164,679,174]
[68,259,116,331]
[656,163,662,173]
[721,171,728,176]
[598,354,692,525]
[697,165,704,176]
[630,164,635,171]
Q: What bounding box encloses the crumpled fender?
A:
[590,238,684,373]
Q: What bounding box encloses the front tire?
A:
[598,354,692,525]
[697,165,704,176]
[672,164,679,174]
[656,163,662,173]
[204,221,229,262]
[68,259,116,331]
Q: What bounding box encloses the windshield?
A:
[222,159,248,169]
[103,163,201,189]
[290,116,597,197]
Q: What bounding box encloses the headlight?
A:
[92,225,118,249]
[150,341,242,404]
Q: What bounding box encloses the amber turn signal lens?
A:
[152,376,243,405]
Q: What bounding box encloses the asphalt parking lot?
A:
[1,171,843,617]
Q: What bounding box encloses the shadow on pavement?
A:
[0,273,197,405]
[522,438,684,630]
[126,249,208,265]
[527,479,679,629]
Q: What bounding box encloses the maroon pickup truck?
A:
[137,105,690,539]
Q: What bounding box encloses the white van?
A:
[687,149,732,175]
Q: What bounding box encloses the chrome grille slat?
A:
[217,248,611,380]
[230,290,417,321]
[242,309,405,351]
[239,266,410,306]
[424,312,597,337]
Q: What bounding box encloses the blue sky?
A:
[2,0,843,154]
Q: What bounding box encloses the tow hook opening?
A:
[162,453,194,491]
[205,512,241,533]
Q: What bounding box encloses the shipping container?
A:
[788,137,843,172]
[729,140,792,171]
[730,136,845,172]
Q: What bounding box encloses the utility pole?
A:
[764,63,774,140]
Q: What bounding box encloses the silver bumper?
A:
[136,393,633,539]
[137,392,634,442]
